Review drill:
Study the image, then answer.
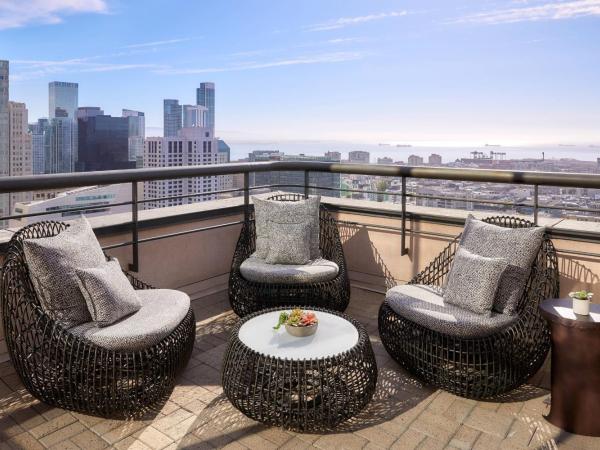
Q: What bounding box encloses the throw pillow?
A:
[23,217,107,327]
[459,215,545,315]
[264,221,312,265]
[75,258,142,327]
[253,196,320,259]
[443,247,508,316]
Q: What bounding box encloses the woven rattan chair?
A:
[229,193,350,317]
[378,216,559,399]
[1,221,196,418]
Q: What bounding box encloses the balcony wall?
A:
[1,195,599,364]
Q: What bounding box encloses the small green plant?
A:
[569,290,593,300]
[273,309,318,329]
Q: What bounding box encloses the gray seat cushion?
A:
[386,284,518,338]
[240,256,339,284]
[459,215,545,315]
[69,289,190,351]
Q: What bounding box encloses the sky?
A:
[1,0,599,147]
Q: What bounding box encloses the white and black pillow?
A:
[253,196,320,260]
[23,217,107,327]
[444,247,508,316]
[75,258,142,327]
[459,215,545,315]
[264,221,312,265]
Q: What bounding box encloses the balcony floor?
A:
[1,288,598,450]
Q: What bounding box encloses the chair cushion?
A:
[240,256,339,284]
[265,221,311,265]
[386,284,518,338]
[253,196,320,260]
[23,217,107,328]
[459,215,545,315]
[69,289,190,351]
[75,258,142,327]
[444,248,508,315]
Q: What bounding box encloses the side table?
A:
[539,298,600,437]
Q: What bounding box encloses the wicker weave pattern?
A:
[378,216,559,399]
[229,194,350,317]
[1,221,196,417]
[221,307,377,431]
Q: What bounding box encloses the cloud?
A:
[307,11,407,32]
[451,0,600,25]
[156,51,364,75]
[123,38,192,49]
[0,0,108,30]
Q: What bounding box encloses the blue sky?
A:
[1,0,599,146]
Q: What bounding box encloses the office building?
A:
[29,118,48,174]
[183,105,208,128]
[429,154,442,165]
[123,109,145,168]
[8,101,33,211]
[196,82,215,129]
[46,82,78,174]
[76,106,103,118]
[408,154,424,165]
[349,150,370,164]
[0,60,8,224]
[325,151,341,161]
[377,156,394,164]
[77,109,133,172]
[217,139,233,195]
[163,99,182,137]
[49,82,78,119]
[144,126,218,209]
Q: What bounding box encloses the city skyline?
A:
[0,0,599,147]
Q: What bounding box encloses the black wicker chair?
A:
[1,221,196,418]
[229,193,350,317]
[378,216,559,399]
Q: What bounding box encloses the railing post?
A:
[244,172,250,224]
[401,176,408,256]
[129,181,139,272]
[533,184,539,225]
[304,170,309,198]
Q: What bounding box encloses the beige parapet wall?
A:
[0,196,599,364]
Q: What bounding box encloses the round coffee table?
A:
[221,307,377,431]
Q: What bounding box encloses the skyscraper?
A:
[29,118,49,174]
[123,109,145,168]
[163,99,182,137]
[196,82,215,129]
[8,101,33,209]
[0,61,10,224]
[47,81,78,173]
[183,104,207,128]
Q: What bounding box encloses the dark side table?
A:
[540,298,600,437]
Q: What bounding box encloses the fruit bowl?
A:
[273,309,319,337]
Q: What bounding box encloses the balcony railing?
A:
[1,161,600,271]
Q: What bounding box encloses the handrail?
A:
[1,161,600,192]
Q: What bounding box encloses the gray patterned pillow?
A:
[75,258,142,327]
[459,215,545,315]
[23,217,107,327]
[444,247,508,316]
[264,221,311,265]
[253,196,320,259]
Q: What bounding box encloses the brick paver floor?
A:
[1,288,599,449]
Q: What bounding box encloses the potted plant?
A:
[569,290,593,316]
[273,308,318,337]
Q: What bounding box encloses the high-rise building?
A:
[47,81,78,174]
[348,151,370,164]
[163,99,182,137]
[76,106,103,118]
[183,104,208,128]
[143,126,218,209]
[29,118,48,174]
[428,154,442,166]
[408,154,424,165]
[325,151,341,161]
[196,82,215,129]
[216,139,232,195]
[77,109,133,172]
[123,109,145,168]
[8,101,33,211]
[0,60,9,225]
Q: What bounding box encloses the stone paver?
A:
[0,289,598,449]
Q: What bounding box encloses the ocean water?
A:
[227,141,600,164]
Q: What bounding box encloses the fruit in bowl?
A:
[273,309,318,337]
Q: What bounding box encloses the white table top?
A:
[238,310,359,360]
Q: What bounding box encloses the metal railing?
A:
[1,161,600,270]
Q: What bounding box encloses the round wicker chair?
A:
[378,216,559,399]
[229,193,350,317]
[1,221,196,418]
